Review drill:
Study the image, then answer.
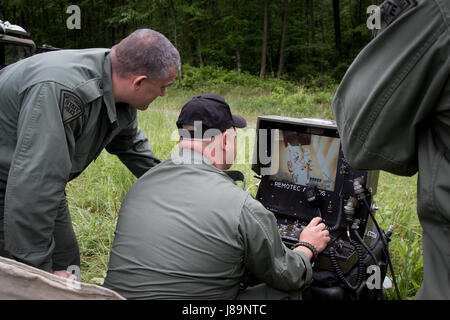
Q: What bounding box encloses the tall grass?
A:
[67,69,422,299]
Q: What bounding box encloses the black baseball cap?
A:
[176,93,246,138]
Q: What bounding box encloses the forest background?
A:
[0,0,379,83]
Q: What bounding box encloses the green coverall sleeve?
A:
[106,113,160,178]
[4,82,73,272]
[238,195,312,292]
[332,0,449,176]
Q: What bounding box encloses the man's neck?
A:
[111,71,128,103]
[178,141,219,169]
[110,51,128,103]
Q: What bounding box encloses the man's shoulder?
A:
[241,192,270,216]
[17,49,110,102]
[139,157,250,199]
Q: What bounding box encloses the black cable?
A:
[352,227,385,300]
[328,176,347,232]
[353,228,379,267]
[316,207,322,218]
[328,194,344,231]
[362,198,402,300]
[329,239,365,292]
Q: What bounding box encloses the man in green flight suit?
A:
[0,29,180,279]
[332,0,449,299]
[103,94,331,299]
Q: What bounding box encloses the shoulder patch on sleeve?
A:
[60,90,84,124]
[380,0,418,27]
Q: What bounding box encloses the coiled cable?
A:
[329,239,365,292]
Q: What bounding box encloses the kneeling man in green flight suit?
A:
[0,29,180,279]
[103,93,331,299]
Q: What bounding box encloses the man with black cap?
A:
[103,93,330,299]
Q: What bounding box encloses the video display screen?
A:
[269,130,341,192]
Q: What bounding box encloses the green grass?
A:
[66,76,422,300]
[374,173,422,299]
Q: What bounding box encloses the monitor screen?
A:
[269,130,341,192]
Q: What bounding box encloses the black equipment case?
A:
[251,116,391,300]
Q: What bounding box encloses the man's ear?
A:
[131,75,148,89]
[222,130,236,146]
[221,131,229,147]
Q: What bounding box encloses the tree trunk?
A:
[197,37,204,67]
[260,0,269,80]
[319,0,326,44]
[19,10,25,29]
[309,0,315,44]
[319,0,326,72]
[236,45,241,75]
[169,0,182,79]
[121,0,127,39]
[89,0,97,47]
[277,0,288,78]
[169,0,179,50]
[111,27,116,46]
[43,4,49,28]
[185,0,196,66]
[332,0,342,63]
[359,0,363,48]
[110,0,116,46]
[233,0,241,75]
[210,0,219,42]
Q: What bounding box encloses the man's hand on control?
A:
[295,217,331,260]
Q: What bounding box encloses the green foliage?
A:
[0,0,374,82]
[179,64,298,92]
[172,64,337,119]
[373,172,422,299]
[332,62,351,81]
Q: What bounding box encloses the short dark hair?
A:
[111,29,181,82]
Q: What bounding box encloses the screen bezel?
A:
[255,118,346,221]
